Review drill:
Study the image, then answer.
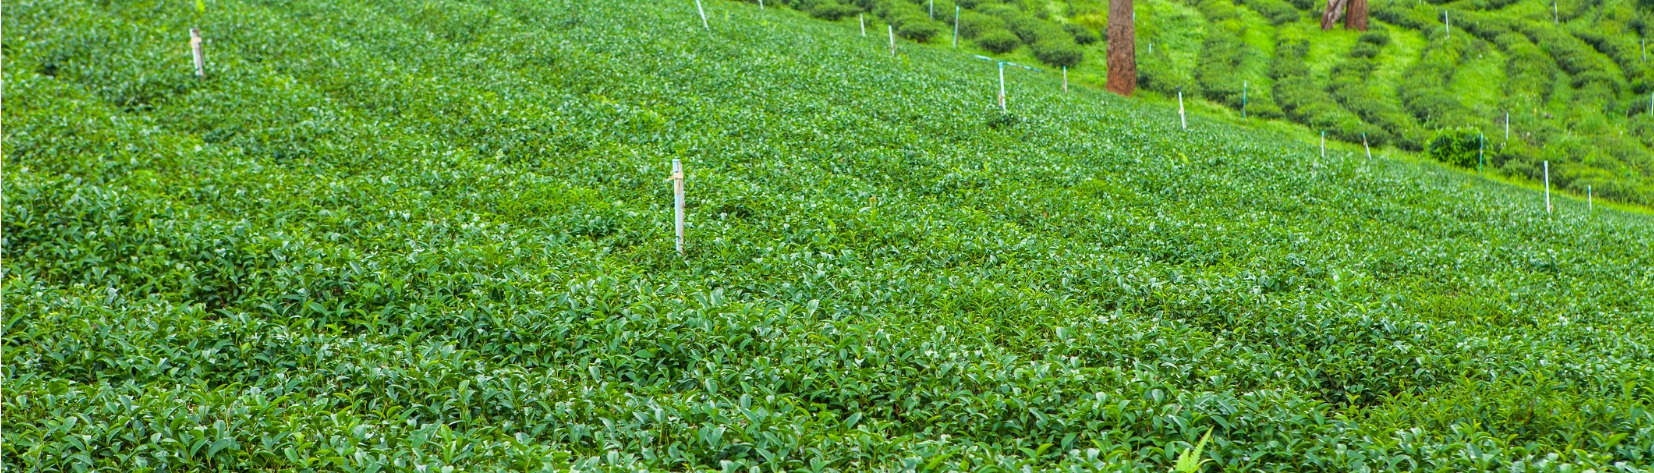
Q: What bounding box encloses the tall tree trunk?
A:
[1106,0,1136,96]
[1321,0,1347,30]
[1345,0,1368,31]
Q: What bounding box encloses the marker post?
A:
[999,62,1007,111]
[190,28,206,78]
[860,14,866,36]
[671,160,686,254]
[889,24,896,56]
[1062,66,1069,93]
[1544,160,1552,215]
[1321,131,1326,158]
[1242,81,1248,119]
[1363,133,1371,159]
[954,6,960,47]
[695,0,709,31]
[1178,90,1187,130]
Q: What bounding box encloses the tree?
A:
[1106,0,1136,96]
[1321,0,1367,31]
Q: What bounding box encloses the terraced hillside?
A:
[5,0,1654,471]
[780,0,1654,206]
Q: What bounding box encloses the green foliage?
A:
[1172,429,1215,473]
[1032,38,1083,67]
[1426,127,1483,168]
[6,0,1654,471]
[976,29,1020,52]
[956,9,1005,38]
[1240,0,1300,25]
[1063,22,1098,44]
[897,17,942,41]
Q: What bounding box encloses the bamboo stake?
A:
[190,28,205,78]
[1544,160,1552,215]
[998,62,1007,111]
[695,0,709,31]
[1178,90,1187,130]
[889,24,896,56]
[672,160,685,254]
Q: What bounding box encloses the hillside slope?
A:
[775,0,1654,206]
[5,0,1654,470]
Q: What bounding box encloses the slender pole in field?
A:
[695,0,709,31]
[1321,131,1326,158]
[998,62,1007,111]
[1642,38,1646,62]
[1363,133,1371,159]
[889,24,896,56]
[1063,66,1069,93]
[1478,133,1484,172]
[1544,160,1552,215]
[860,14,866,36]
[759,0,764,9]
[672,159,685,254]
[1588,185,1593,212]
[1505,111,1510,142]
[1242,81,1248,119]
[1178,90,1187,130]
[1444,10,1450,38]
[1648,92,1652,117]
[954,6,960,47]
[190,28,205,78]
[929,0,934,19]
[1553,1,1558,24]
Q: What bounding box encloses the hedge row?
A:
[1270,38,1380,144]
[1327,29,1426,150]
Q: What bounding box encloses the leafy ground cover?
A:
[5,0,1654,470]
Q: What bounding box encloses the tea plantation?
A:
[4,0,1654,471]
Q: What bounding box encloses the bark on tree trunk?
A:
[1106,0,1136,96]
[1321,0,1347,30]
[1345,0,1368,31]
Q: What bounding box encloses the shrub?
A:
[896,17,942,42]
[806,1,861,20]
[1240,0,1300,25]
[1032,39,1083,67]
[957,11,1006,38]
[1064,23,1099,45]
[976,29,1021,52]
[1426,128,1482,168]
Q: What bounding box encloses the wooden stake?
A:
[672,159,685,254]
[998,62,1007,111]
[695,0,709,31]
[1544,160,1552,215]
[889,24,896,56]
[190,28,205,78]
[1178,90,1186,130]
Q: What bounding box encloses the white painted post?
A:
[1553,1,1558,24]
[759,0,764,9]
[929,0,934,19]
[1588,185,1593,212]
[1363,133,1371,159]
[1505,111,1510,141]
[1321,131,1326,158]
[672,159,685,254]
[695,0,709,31]
[954,6,960,47]
[860,14,866,36]
[998,62,1007,111]
[889,24,896,56]
[190,28,205,78]
[1444,10,1450,38]
[1544,160,1552,215]
[1178,90,1187,130]
[1242,81,1248,118]
[1062,66,1069,93]
[1648,92,1652,117]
